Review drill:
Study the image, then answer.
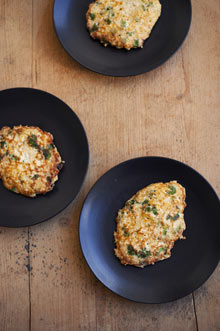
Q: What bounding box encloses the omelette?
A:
[114,181,186,267]
[0,125,64,197]
[86,0,162,50]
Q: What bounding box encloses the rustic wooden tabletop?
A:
[0,0,219,330]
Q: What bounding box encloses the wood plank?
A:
[189,1,220,329]
[0,1,32,330]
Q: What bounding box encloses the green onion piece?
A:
[42,148,51,160]
[127,245,136,256]
[89,13,96,20]
[137,247,151,258]
[91,23,98,32]
[48,143,55,150]
[158,247,166,254]
[28,134,39,149]
[121,20,126,28]
[122,227,130,237]
[0,141,6,148]
[168,185,176,195]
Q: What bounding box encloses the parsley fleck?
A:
[122,227,130,237]
[91,23,98,32]
[167,213,179,221]
[168,185,176,195]
[0,141,6,148]
[28,134,39,149]
[137,247,151,258]
[105,18,111,24]
[89,13,96,20]
[121,20,126,28]
[152,206,158,215]
[127,245,136,256]
[42,148,51,160]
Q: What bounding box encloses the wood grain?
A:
[0,0,219,330]
[0,1,32,330]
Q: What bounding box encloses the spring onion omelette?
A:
[86,0,162,50]
[114,181,186,268]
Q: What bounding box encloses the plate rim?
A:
[53,0,192,77]
[79,156,220,303]
[0,87,90,227]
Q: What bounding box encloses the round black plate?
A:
[0,88,89,227]
[79,157,220,303]
[53,0,192,76]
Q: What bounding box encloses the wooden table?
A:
[0,1,219,330]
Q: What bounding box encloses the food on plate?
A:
[114,181,186,267]
[0,125,64,197]
[86,0,162,50]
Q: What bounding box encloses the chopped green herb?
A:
[32,174,39,180]
[126,199,136,206]
[89,13,96,20]
[0,141,6,148]
[48,143,55,150]
[106,6,113,10]
[175,226,181,232]
[122,227,130,237]
[127,245,136,256]
[162,228,167,236]
[121,20,126,28]
[9,154,18,161]
[42,148,51,160]
[152,206,158,215]
[137,247,151,258]
[168,185,176,195]
[105,18,111,24]
[158,247,166,254]
[142,199,149,205]
[172,213,179,220]
[28,134,39,149]
[167,213,179,221]
[142,4,146,11]
[11,187,17,192]
[145,206,151,212]
[91,23,98,32]
[128,32,133,36]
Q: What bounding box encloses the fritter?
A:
[86,0,161,50]
[114,181,186,268]
[0,125,64,197]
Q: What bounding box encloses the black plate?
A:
[53,0,192,76]
[79,157,220,303]
[0,88,89,227]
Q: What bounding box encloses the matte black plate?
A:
[79,157,220,303]
[0,88,89,227]
[53,0,192,76]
